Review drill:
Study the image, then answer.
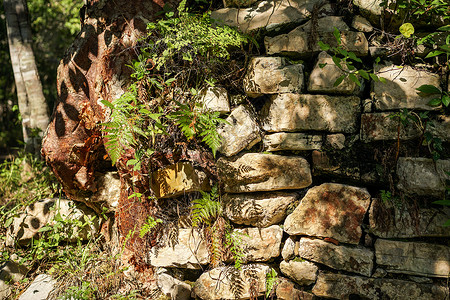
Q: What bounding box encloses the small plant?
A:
[139,215,162,238]
[60,281,97,300]
[318,28,385,87]
[265,268,279,298]
[416,84,450,108]
[191,185,221,227]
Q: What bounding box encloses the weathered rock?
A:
[218,105,261,157]
[284,183,371,244]
[235,225,283,263]
[296,16,349,33]
[194,264,270,299]
[375,239,450,278]
[361,113,421,141]
[211,0,328,33]
[326,134,345,149]
[276,278,316,300]
[223,0,259,8]
[150,162,210,199]
[312,272,447,299]
[369,198,450,238]
[307,52,358,94]
[6,198,100,247]
[266,29,368,57]
[263,133,322,151]
[198,86,230,114]
[157,269,191,300]
[397,157,450,198]
[243,57,304,97]
[88,171,120,210]
[431,115,450,141]
[217,153,312,193]
[0,260,28,300]
[353,0,383,19]
[148,229,209,269]
[298,238,374,276]
[261,94,360,133]
[352,15,373,32]
[279,260,318,285]
[312,150,363,181]
[223,192,297,227]
[281,236,297,261]
[372,64,441,111]
[18,274,56,300]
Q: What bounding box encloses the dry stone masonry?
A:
[132,2,450,298]
[37,0,450,299]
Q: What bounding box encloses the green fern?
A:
[265,268,279,298]
[139,215,162,238]
[191,185,221,227]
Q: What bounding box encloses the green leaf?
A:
[101,100,115,109]
[427,98,442,107]
[333,27,341,45]
[416,84,441,95]
[433,199,450,206]
[441,95,450,107]
[318,41,330,51]
[425,50,445,58]
[349,73,361,87]
[319,63,327,68]
[437,25,450,31]
[358,70,370,80]
[331,56,342,68]
[333,75,346,87]
[399,23,414,38]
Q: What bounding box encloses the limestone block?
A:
[397,157,450,198]
[431,115,450,141]
[218,105,261,157]
[157,269,191,300]
[352,15,373,32]
[281,236,297,261]
[276,278,316,300]
[88,172,120,210]
[361,113,421,141]
[375,239,450,278]
[263,133,322,151]
[18,274,56,300]
[312,272,447,299]
[326,133,345,149]
[150,162,210,198]
[298,238,374,276]
[0,260,28,299]
[369,198,450,238]
[279,260,318,285]
[223,0,259,8]
[284,183,371,244]
[148,229,209,269]
[6,198,100,247]
[353,0,383,18]
[211,0,327,33]
[198,87,230,114]
[265,29,368,57]
[260,94,360,133]
[235,225,283,263]
[223,192,297,227]
[194,264,270,299]
[243,57,304,97]
[307,51,358,94]
[217,153,312,193]
[296,16,349,33]
[372,64,441,111]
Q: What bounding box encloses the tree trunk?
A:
[4,0,50,154]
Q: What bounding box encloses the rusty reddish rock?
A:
[284,183,371,244]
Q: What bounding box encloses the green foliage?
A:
[223,229,246,270]
[145,0,248,70]
[139,215,162,238]
[318,28,384,87]
[380,0,450,24]
[265,268,279,298]
[191,185,221,227]
[60,281,98,300]
[399,23,414,38]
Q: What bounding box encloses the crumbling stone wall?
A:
[40,0,449,299]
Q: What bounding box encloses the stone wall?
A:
[141,1,450,299]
